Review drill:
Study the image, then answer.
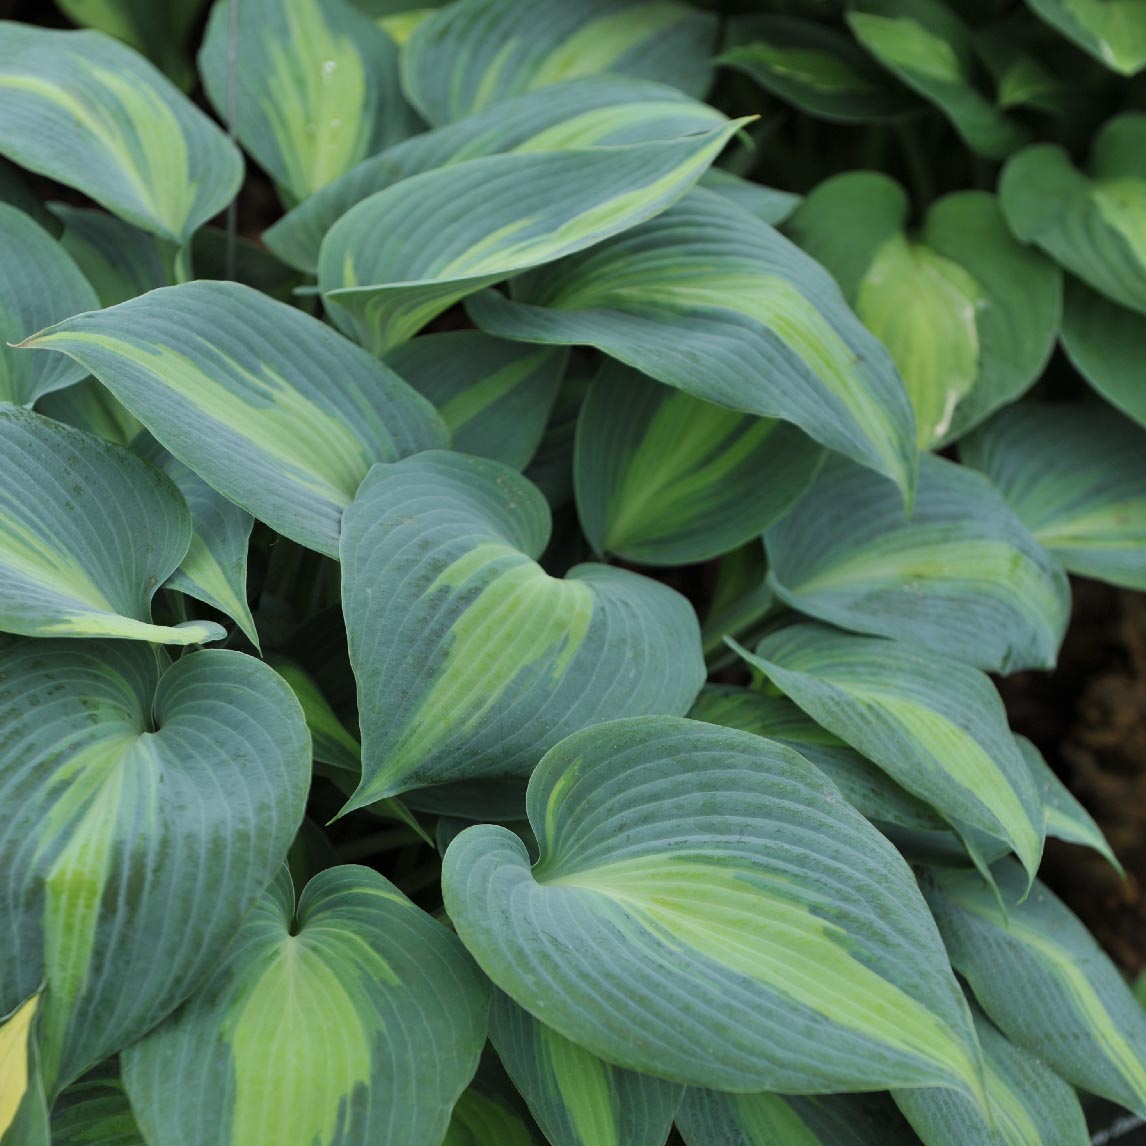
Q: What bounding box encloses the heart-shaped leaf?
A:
[846,0,1028,158]
[1061,279,1146,428]
[0,203,97,406]
[719,15,918,122]
[317,121,747,354]
[339,451,705,804]
[489,991,682,1146]
[0,408,223,645]
[386,333,567,471]
[574,361,824,565]
[469,187,918,498]
[442,716,987,1100]
[999,114,1146,314]
[894,1004,1089,1145]
[733,624,1045,880]
[764,452,1070,672]
[786,173,1060,445]
[0,638,310,1103]
[21,280,447,558]
[961,401,1146,592]
[122,866,489,1146]
[401,0,717,126]
[0,23,242,245]
[199,0,419,204]
[677,1087,916,1145]
[265,76,728,274]
[924,861,1146,1116]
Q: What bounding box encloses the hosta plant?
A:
[1,0,1145,1143]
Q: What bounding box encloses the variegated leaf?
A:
[764,452,1070,672]
[961,400,1146,593]
[386,332,566,470]
[719,14,917,123]
[199,0,418,204]
[999,114,1146,314]
[846,0,1028,159]
[0,638,310,1106]
[264,76,727,274]
[21,280,447,558]
[489,990,682,1146]
[401,0,717,126]
[786,173,1061,444]
[339,451,705,804]
[734,624,1045,879]
[0,203,98,406]
[1017,735,1121,872]
[470,187,918,497]
[575,360,824,565]
[0,23,242,245]
[924,861,1146,1116]
[894,1004,1089,1145]
[677,1087,916,1145]
[122,866,489,1146]
[317,120,748,354]
[442,717,987,1100]
[0,994,43,1144]
[0,407,222,645]
[132,437,258,647]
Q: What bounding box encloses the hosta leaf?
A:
[445,1051,544,1146]
[133,437,258,647]
[470,188,918,498]
[1023,0,1146,75]
[264,75,727,274]
[1017,735,1121,871]
[339,451,705,804]
[700,169,801,226]
[54,0,208,89]
[734,624,1045,879]
[22,280,447,558]
[489,991,682,1146]
[199,0,418,204]
[787,174,1060,445]
[442,717,987,1099]
[688,686,957,847]
[974,23,1073,115]
[764,452,1070,672]
[401,0,717,126]
[51,203,172,308]
[719,15,918,123]
[318,121,747,354]
[36,377,141,447]
[0,23,242,245]
[961,401,1146,592]
[1060,279,1146,429]
[0,408,222,645]
[525,363,591,510]
[0,204,98,406]
[386,333,566,470]
[0,638,310,1099]
[50,1060,145,1146]
[925,861,1146,1115]
[846,0,1028,158]
[122,866,489,1146]
[677,1087,916,1145]
[0,994,41,1142]
[575,361,824,565]
[999,114,1146,314]
[700,542,774,662]
[894,1005,1089,1145]
[0,155,58,232]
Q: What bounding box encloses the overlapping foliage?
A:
[1,0,1144,1143]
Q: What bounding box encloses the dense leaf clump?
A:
[1,0,1145,1143]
